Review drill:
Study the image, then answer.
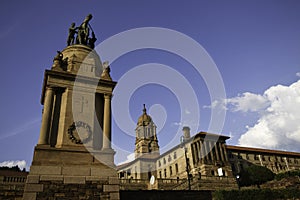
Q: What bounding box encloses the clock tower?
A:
[23,15,120,200]
[134,104,160,159]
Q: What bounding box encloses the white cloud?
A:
[227,92,270,112]
[203,99,228,111]
[234,80,300,151]
[0,160,27,170]
[296,72,300,77]
[172,122,182,126]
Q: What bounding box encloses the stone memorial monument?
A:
[23,14,120,200]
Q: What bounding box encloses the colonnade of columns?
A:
[38,87,113,151]
[191,139,228,165]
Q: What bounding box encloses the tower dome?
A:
[137,104,152,126]
[135,104,160,159]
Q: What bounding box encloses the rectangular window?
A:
[175,163,178,174]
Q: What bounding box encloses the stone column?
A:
[202,140,208,163]
[215,142,220,161]
[208,141,215,162]
[222,143,228,162]
[38,87,54,145]
[196,141,202,164]
[102,94,112,149]
[218,142,225,161]
[191,143,196,165]
[193,143,199,164]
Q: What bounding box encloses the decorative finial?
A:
[143,104,147,114]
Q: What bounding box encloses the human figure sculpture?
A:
[88,31,97,49]
[67,14,97,48]
[101,61,112,80]
[76,14,93,45]
[52,51,63,69]
[67,23,78,46]
[54,51,63,61]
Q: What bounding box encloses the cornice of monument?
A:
[40,69,117,105]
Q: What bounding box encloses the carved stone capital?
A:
[104,93,112,99]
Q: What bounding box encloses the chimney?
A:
[182,126,191,140]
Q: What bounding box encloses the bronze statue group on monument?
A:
[67,14,97,49]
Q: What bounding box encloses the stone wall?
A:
[23,175,120,200]
[35,180,118,200]
[0,183,25,200]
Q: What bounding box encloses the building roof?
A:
[195,131,230,140]
[227,145,300,157]
[117,156,157,170]
[137,104,152,126]
[157,131,230,159]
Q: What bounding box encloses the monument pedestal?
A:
[23,145,119,199]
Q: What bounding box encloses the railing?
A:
[1,176,27,183]
[197,175,235,182]
[119,175,237,190]
[119,178,148,184]
[119,178,186,185]
[156,178,185,184]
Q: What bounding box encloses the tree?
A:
[0,165,22,172]
[275,169,300,181]
[239,165,274,188]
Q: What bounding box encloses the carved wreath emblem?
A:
[68,121,92,144]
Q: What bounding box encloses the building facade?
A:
[117,108,300,190]
[227,145,300,176]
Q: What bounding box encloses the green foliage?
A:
[275,169,300,181]
[213,189,300,200]
[238,165,274,187]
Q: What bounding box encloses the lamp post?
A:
[236,175,240,190]
[180,136,191,190]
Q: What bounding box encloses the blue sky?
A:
[0,0,300,169]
